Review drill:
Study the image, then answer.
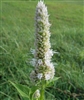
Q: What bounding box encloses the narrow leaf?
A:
[10,81,30,98]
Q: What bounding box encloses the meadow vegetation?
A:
[0,0,84,100]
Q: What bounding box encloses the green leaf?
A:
[46,77,60,87]
[10,81,30,99]
[23,97,29,100]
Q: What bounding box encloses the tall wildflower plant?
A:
[30,0,55,83]
[10,1,59,100]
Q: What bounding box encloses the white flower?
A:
[45,73,51,80]
[33,89,40,99]
[38,59,43,65]
[45,60,51,66]
[30,58,36,66]
[45,50,53,58]
[37,73,43,79]
[30,48,35,55]
[45,61,54,69]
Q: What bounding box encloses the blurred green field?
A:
[0,0,84,100]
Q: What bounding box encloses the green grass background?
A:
[0,0,84,100]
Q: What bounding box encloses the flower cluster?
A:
[30,0,55,83]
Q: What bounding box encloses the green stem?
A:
[40,85,45,100]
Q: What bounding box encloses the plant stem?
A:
[40,85,45,100]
